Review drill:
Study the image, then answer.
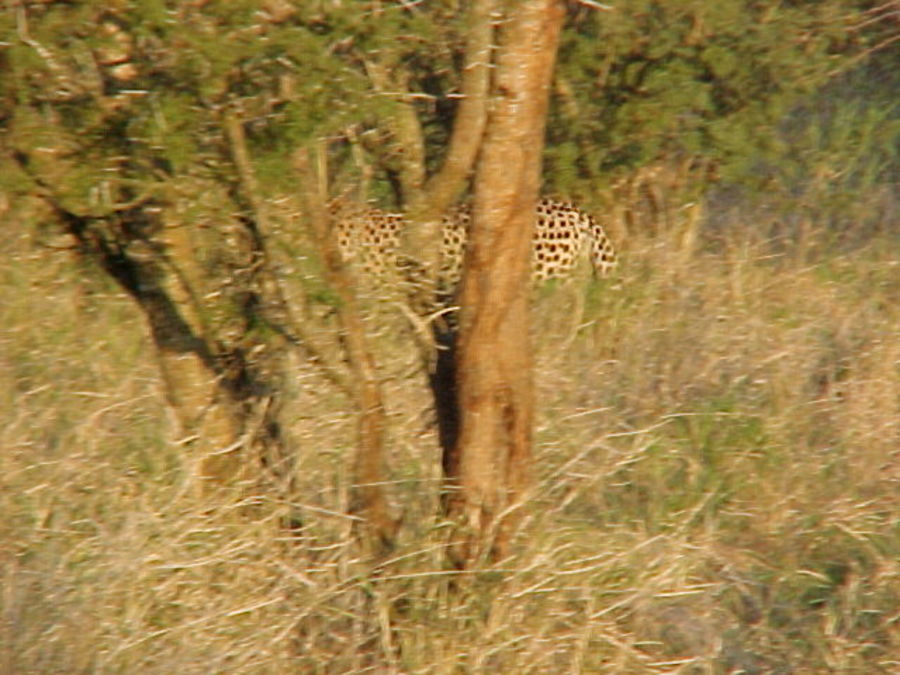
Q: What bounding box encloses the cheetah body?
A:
[335,198,617,288]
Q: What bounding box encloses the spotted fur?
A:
[334,198,617,287]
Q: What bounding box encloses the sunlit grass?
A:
[2,213,898,672]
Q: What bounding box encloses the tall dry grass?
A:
[2,211,898,673]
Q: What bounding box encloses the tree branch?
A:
[417,0,496,217]
[295,146,398,556]
[364,59,427,205]
[401,0,497,283]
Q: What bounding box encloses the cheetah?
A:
[333,204,409,281]
[334,197,617,289]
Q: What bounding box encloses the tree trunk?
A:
[446,0,565,565]
[295,148,398,556]
[12,148,294,504]
[373,0,495,279]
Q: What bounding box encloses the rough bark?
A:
[418,0,495,215]
[12,131,297,501]
[220,109,297,496]
[365,59,427,206]
[372,0,495,277]
[446,0,565,565]
[16,162,250,491]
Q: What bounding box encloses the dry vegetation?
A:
[2,208,898,673]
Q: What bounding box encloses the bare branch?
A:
[16,4,78,98]
[827,33,900,78]
[364,59,427,204]
[572,0,613,10]
[418,0,497,218]
[402,0,497,284]
[295,146,398,556]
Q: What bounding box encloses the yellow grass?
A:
[2,217,898,673]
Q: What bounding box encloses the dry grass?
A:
[2,213,898,673]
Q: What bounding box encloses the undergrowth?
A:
[2,216,898,673]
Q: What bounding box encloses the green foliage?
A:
[547,0,896,209]
[4,0,891,229]
[741,62,898,230]
[1,0,473,208]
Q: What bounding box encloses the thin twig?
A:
[573,0,614,11]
